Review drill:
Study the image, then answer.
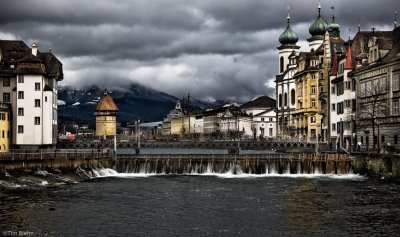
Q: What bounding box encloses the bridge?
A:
[57,139,319,152]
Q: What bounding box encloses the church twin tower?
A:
[276,2,341,141]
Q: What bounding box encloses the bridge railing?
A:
[0,149,112,161]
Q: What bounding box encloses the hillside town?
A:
[0,3,399,154]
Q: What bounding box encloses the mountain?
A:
[58,84,179,123]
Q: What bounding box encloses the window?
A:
[310,116,316,124]
[312,74,316,80]
[18,91,24,99]
[18,75,24,83]
[34,117,40,125]
[3,93,10,103]
[395,135,398,144]
[345,100,351,108]
[0,113,4,120]
[35,99,40,107]
[261,118,265,122]
[45,96,48,102]
[269,118,273,122]
[284,93,288,106]
[393,100,400,115]
[360,83,365,97]
[345,81,351,90]
[311,86,316,94]
[291,89,295,105]
[269,128,273,136]
[332,123,336,131]
[393,74,400,91]
[18,125,23,133]
[18,108,24,116]
[332,103,336,111]
[1,130,3,138]
[381,135,385,143]
[331,86,336,94]
[3,77,10,87]
[278,93,282,107]
[374,136,378,145]
[280,56,284,73]
[35,83,41,91]
[311,100,316,107]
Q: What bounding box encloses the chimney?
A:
[31,43,37,56]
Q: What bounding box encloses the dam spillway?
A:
[112,153,352,175]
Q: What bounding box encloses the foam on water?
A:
[93,168,366,180]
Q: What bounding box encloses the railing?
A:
[0,149,112,161]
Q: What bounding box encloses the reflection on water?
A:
[1,176,400,236]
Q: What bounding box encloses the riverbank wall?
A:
[352,153,400,178]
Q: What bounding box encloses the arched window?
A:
[291,89,295,105]
[280,56,284,73]
[278,93,282,107]
[284,92,288,106]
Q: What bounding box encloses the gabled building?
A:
[0,40,63,149]
[351,27,400,151]
[241,96,276,139]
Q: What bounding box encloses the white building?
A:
[0,41,63,148]
[241,96,277,139]
[329,46,356,150]
[220,105,252,138]
[275,10,300,138]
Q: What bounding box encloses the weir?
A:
[112,153,352,175]
[0,151,353,175]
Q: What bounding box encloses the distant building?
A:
[162,100,184,136]
[94,89,118,137]
[241,96,277,139]
[0,40,63,149]
[220,104,252,138]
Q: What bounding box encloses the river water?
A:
[1,173,400,237]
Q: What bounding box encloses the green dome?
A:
[279,25,298,45]
[327,19,340,37]
[309,16,327,36]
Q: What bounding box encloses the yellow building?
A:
[170,115,195,136]
[94,89,118,137]
[292,53,322,141]
[0,103,11,152]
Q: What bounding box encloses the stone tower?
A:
[94,89,118,137]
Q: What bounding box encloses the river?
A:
[1,173,400,236]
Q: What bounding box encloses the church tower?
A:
[308,1,327,51]
[94,89,119,137]
[277,8,300,75]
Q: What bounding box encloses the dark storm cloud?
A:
[0,0,398,101]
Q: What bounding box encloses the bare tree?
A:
[356,79,390,151]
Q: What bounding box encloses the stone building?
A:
[94,89,118,137]
[351,27,400,151]
[0,40,63,149]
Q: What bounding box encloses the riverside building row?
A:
[275,2,400,151]
[0,40,63,151]
[161,96,277,140]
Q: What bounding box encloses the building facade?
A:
[0,41,63,149]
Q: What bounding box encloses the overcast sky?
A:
[0,0,397,102]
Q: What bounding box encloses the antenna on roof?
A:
[395,11,398,28]
[357,16,361,32]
